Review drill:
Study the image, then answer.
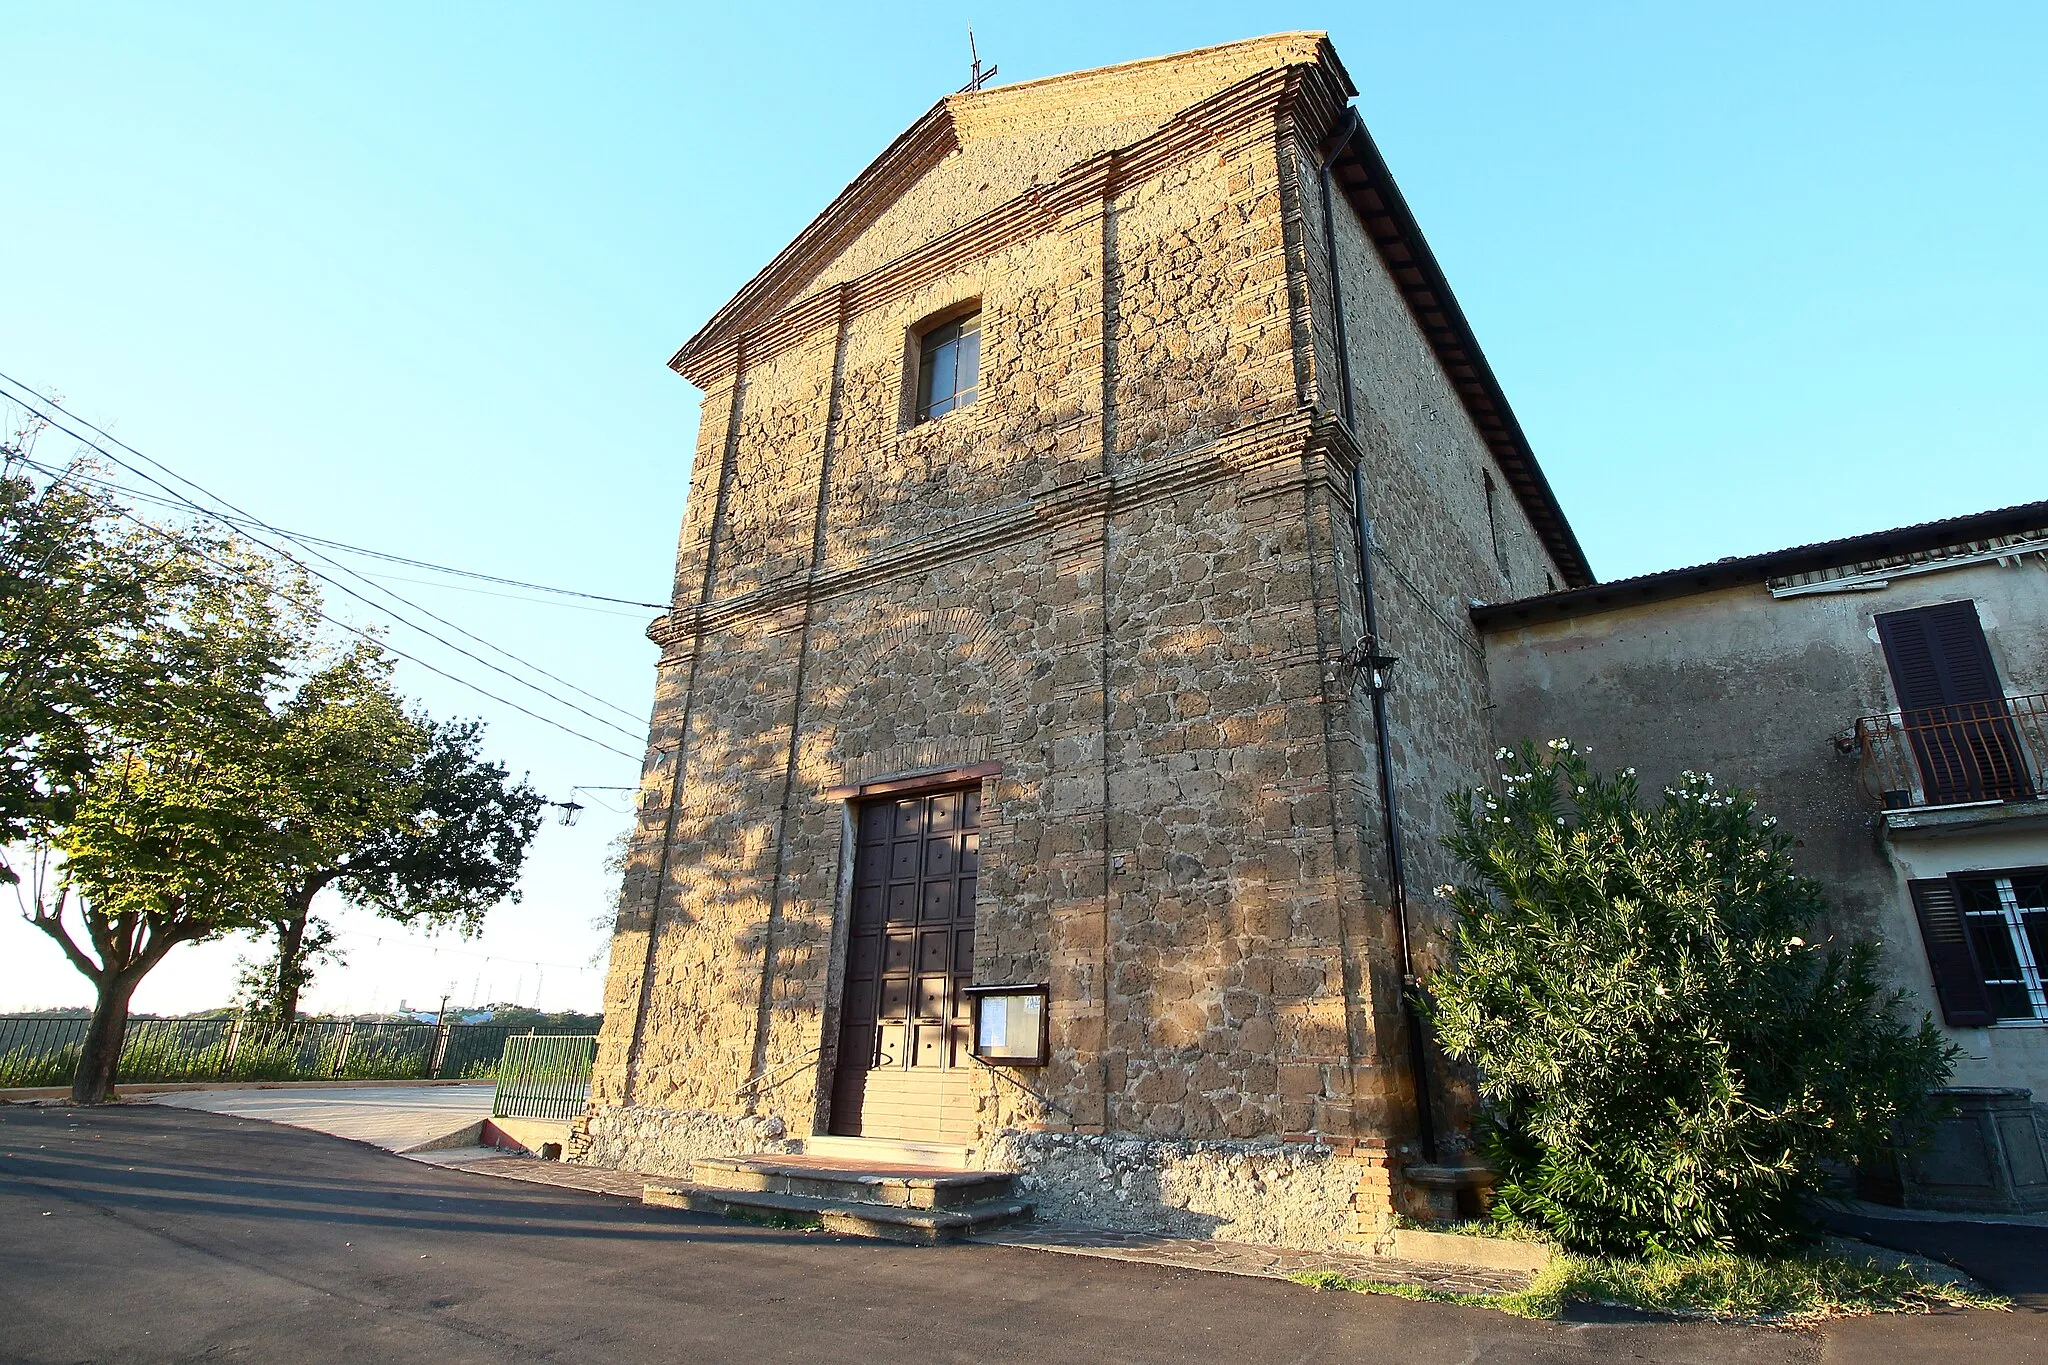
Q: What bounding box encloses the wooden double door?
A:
[828,786,980,1141]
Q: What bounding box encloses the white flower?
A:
[1495,748,1511,760]
[1434,885,1455,899]
[1575,785,1586,794]
[1556,817,1566,825]
[1653,984,1668,998]
[1625,767,1636,776]
[1789,937,1805,947]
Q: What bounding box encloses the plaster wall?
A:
[1479,554,2048,1091]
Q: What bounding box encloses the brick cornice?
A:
[671,65,1313,388]
[647,410,1334,651]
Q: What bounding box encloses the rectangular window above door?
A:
[915,312,981,423]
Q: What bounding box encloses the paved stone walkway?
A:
[149,1083,495,1153]
[435,1152,1530,1294]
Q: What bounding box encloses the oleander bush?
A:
[1426,740,1953,1256]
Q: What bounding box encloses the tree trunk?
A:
[71,973,139,1105]
[270,909,310,1027]
[267,876,332,1027]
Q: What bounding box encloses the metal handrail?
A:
[733,1045,823,1103]
[1845,690,2048,810]
[969,1052,1079,1123]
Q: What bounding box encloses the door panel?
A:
[829,784,984,1138]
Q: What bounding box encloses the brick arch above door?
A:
[803,605,1035,792]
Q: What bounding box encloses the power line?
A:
[87,494,644,761]
[353,569,656,619]
[290,532,670,610]
[0,386,649,734]
[0,376,670,610]
[3,404,643,761]
[0,382,649,742]
[14,452,654,625]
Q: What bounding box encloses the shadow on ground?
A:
[0,1103,2027,1364]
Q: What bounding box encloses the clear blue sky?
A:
[3,2,2041,1014]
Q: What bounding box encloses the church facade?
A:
[579,33,1589,1249]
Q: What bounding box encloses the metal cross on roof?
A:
[961,25,997,92]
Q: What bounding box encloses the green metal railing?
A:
[0,1015,584,1089]
[492,1034,597,1121]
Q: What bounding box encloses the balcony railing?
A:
[1846,691,2048,811]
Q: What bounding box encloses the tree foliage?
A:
[241,709,546,1023]
[1426,740,1953,1256]
[8,477,328,1100]
[0,438,170,849]
[3,432,539,1094]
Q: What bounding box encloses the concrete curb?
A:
[1385,1228,1555,1275]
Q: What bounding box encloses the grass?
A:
[1292,1245,2011,1324]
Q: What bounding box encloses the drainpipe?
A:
[1319,109,1438,1163]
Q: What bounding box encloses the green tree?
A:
[17,528,326,1102]
[240,712,545,1024]
[0,435,166,848]
[1426,740,1952,1256]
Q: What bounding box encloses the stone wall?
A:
[988,1129,1365,1250]
[575,1105,798,1179]
[588,36,1583,1240]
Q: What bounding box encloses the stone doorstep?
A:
[693,1155,1016,1210]
[644,1180,1034,1245]
[973,1224,1533,1297]
[1385,1227,1554,1276]
[799,1134,978,1170]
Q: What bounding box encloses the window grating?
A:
[1959,871,2048,1021]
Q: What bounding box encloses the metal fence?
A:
[1849,691,2048,810]
[492,1034,597,1121]
[0,1015,584,1089]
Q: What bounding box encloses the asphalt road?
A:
[0,1104,2035,1365]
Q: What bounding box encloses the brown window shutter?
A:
[1877,601,2004,709]
[1908,877,1993,1027]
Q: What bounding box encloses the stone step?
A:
[644,1181,1033,1244]
[692,1155,1015,1210]
[799,1134,978,1170]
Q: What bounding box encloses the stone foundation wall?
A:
[986,1129,1366,1252]
[572,1105,798,1180]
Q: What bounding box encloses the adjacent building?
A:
[1478,504,2048,1208]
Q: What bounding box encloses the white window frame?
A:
[1964,873,2048,1024]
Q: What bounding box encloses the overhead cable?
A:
[1,394,642,761]
[0,382,648,740]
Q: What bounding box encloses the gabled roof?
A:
[669,33,1595,588]
[670,33,1345,381]
[1471,498,2048,629]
